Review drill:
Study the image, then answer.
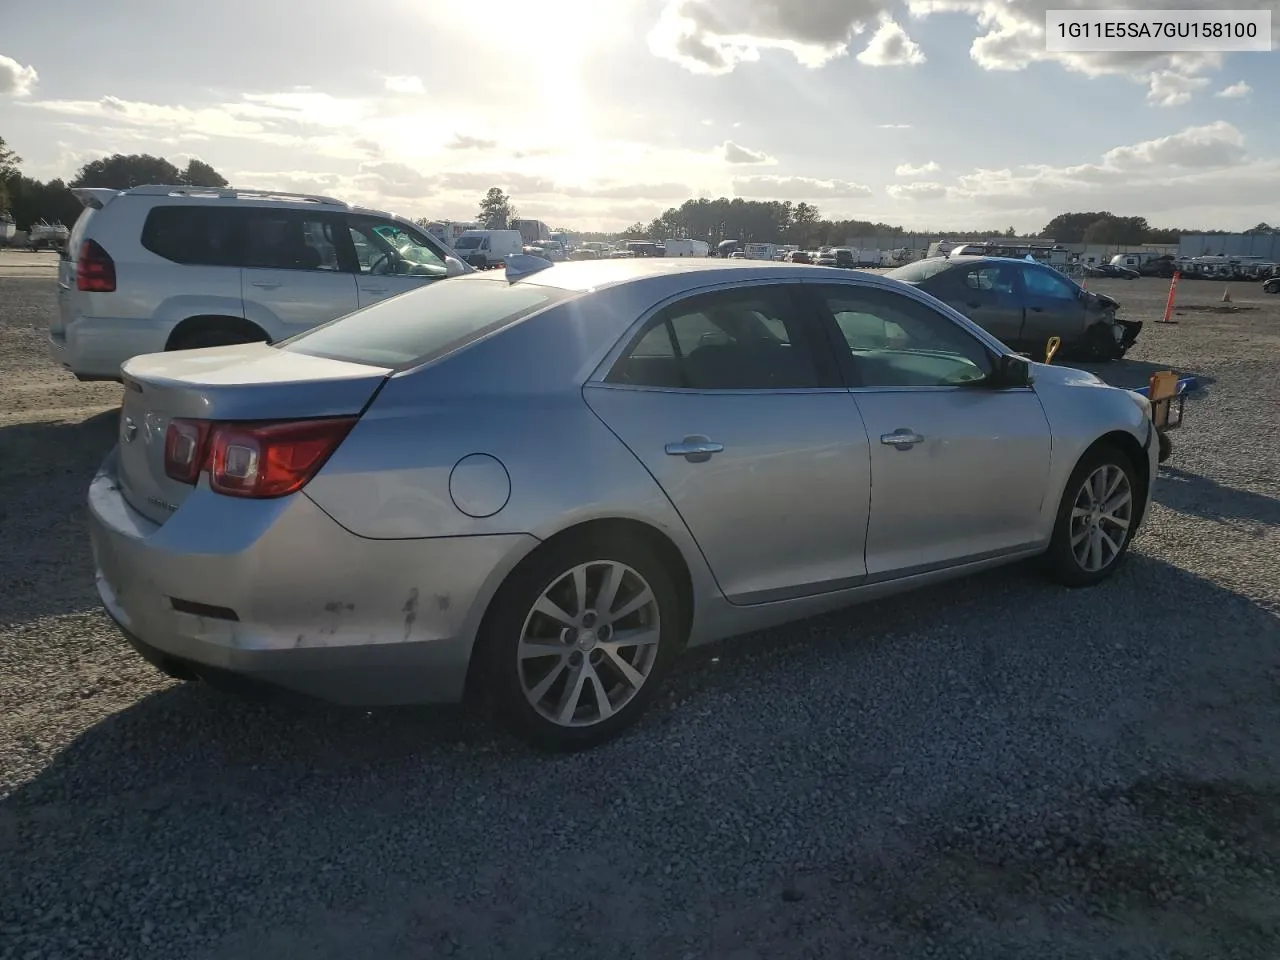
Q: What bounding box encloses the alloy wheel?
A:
[1070,464,1133,573]
[517,561,661,728]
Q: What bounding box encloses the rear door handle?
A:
[250,280,281,290]
[881,429,924,449]
[1029,306,1044,313]
[361,286,388,294]
[665,435,723,463]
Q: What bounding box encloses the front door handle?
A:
[665,435,723,463]
[1029,306,1044,313]
[881,429,924,449]
[250,280,281,290]
[362,286,388,294]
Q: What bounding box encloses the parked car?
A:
[885,256,1140,361]
[89,257,1158,750]
[1139,255,1178,278]
[1083,263,1139,280]
[786,250,812,264]
[833,248,856,269]
[1264,276,1280,294]
[453,229,523,269]
[52,185,470,382]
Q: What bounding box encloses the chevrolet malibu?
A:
[89,257,1159,750]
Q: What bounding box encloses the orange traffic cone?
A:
[1222,286,1232,303]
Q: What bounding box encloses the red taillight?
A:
[163,417,357,498]
[76,239,116,292]
[164,419,211,484]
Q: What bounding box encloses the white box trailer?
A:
[854,249,882,267]
[743,242,778,261]
[663,238,710,257]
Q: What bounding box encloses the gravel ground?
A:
[2,266,1279,959]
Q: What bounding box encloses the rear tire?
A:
[1044,444,1139,587]
[476,531,685,751]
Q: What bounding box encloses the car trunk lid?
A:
[116,343,391,524]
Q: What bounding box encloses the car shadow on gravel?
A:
[0,407,120,622]
[1155,466,1280,527]
[4,552,1280,958]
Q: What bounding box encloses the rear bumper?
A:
[50,315,171,381]
[88,448,537,705]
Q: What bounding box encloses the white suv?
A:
[52,185,471,381]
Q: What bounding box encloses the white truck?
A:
[452,229,524,269]
[743,242,778,261]
[663,238,710,257]
[510,218,551,245]
[423,220,480,247]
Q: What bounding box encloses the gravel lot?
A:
[2,254,1279,959]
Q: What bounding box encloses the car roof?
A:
[489,257,904,294]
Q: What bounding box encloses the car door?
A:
[345,215,452,307]
[583,284,872,605]
[932,261,1025,346]
[1017,262,1087,346]
[810,283,1052,578]
[236,208,359,335]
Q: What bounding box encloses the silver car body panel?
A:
[89,260,1159,704]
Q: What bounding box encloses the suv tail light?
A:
[163,417,357,498]
[76,239,117,292]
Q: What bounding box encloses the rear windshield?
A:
[884,259,953,283]
[277,276,568,368]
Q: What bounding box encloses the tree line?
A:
[4,142,1271,247]
[1,137,230,230]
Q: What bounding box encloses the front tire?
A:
[1044,445,1139,587]
[477,532,684,751]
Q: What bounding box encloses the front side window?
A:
[348,217,448,278]
[820,286,993,388]
[1021,264,1077,300]
[237,209,342,272]
[609,288,820,391]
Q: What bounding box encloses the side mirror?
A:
[994,353,1032,388]
[444,255,469,277]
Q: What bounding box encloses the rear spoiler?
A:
[71,188,122,211]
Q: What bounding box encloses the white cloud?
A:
[0,54,39,96]
[445,133,498,150]
[946,121,1270,227]
[895,161,940,177]
[648,0,885,74]
[644,0,1270,101]
[733,175,873,199]
[721,140,775,164]
[887,181,948,200]
[384,75,424,94]
[1216,80,1252,99]
[857,20,925,66]
[1101,121,1245,169]
[1145,70,1210,107]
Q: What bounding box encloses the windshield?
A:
[278,275,570,368]
[885,259,954,283]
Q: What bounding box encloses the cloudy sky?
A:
[1,0,1276,232]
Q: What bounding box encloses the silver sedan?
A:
[88,257,1159,750]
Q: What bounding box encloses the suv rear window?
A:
[141,206,238,265]
[278,275,569,368]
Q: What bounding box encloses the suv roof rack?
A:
[123,185,347,206]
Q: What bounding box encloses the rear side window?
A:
[278,276,568,368]
[140,206,238,265]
